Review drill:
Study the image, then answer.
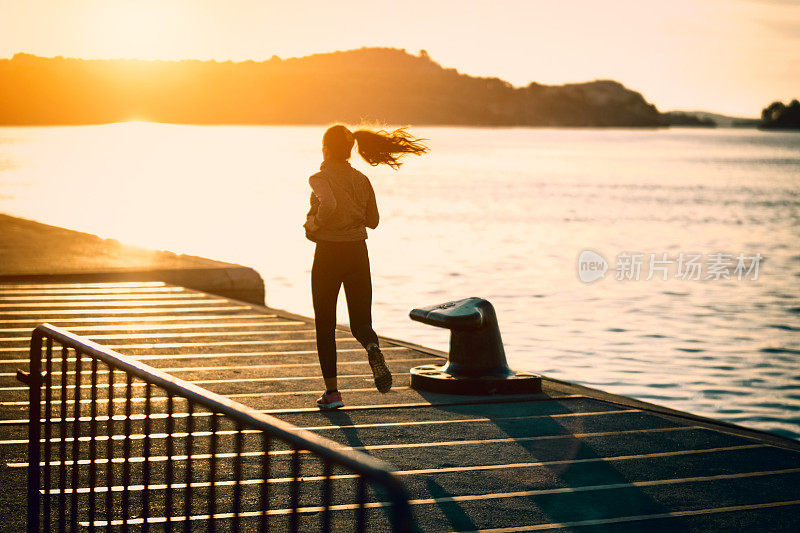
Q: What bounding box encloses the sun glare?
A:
[87,3,186,60]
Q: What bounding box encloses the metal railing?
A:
[18,323,413,532]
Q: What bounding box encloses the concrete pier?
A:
[0,214,265,305]
[1,215,799,530]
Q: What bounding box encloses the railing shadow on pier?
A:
[413,390,685,530]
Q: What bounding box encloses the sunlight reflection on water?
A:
[1,123,799,439]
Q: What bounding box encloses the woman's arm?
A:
[365,179,379,229]
[303,193,320,233]
[308,175,337,226]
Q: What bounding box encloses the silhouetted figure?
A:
[304,125,429,409]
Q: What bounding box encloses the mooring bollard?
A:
[409,297,542,394]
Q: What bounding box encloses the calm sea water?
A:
[1,124,799,439]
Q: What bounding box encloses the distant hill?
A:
[664,110,759,128]
[0,48,663,127]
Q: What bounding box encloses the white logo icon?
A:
[577,250,608,283]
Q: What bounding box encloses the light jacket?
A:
[304,160,379,242]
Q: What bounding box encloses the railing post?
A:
[27,332,43,533]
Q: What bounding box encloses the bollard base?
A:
[410,364,542,395]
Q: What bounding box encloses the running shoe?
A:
[367,345,392,393]
[316,390,344,410]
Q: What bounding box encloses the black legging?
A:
[312,240,379,379]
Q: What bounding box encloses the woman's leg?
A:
[343,241,392,393]
[311,243,343,390]
[342,241,379,348]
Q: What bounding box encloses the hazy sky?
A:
[2,0,798,116]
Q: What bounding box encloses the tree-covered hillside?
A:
[0,48,663,127]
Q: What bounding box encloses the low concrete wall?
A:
[0,214,265,305]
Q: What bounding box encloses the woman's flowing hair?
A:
[323,125,429,170]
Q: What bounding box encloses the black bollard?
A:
[409,297,542,395]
